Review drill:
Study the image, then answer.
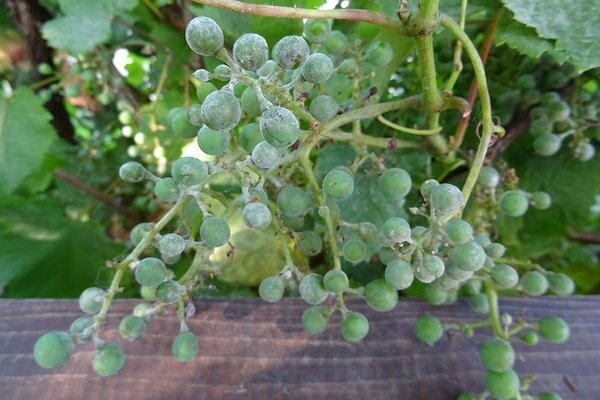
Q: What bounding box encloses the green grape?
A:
[233,33,269,71]
[485,243,506,259]
[574,142,596,161]
[260,106,299,148]
[529,118,553,136]
[38,62,53,75]
[135,258,168,288]
[299,273,329,305]
[423,281,447,306]
[377,168,412,199]
[457,393,478,400]
[156,280,181,304]
[119,161,145,182]
[196,81,216,102]
[197,126,230,156]
[340,311,369,342]
[484,369,520,400]
[539,316,569,343]
[154,178,181,203]
[118,315,146,341]
[282,214,305,231]
[69,316,93,343]
[357,222,378,242]
[444,219,473,245]
[365,279,398,312]
[302,53,334,83]
[259,275,285,302]
[478,166,500,188]
[537,392,562,400]
[530,106,547,120]
[342,239,367,264]
[516,74,536,91]
[465,280,482,295]
[366,41,393,66]
[414,314,443,346]
[201,90,241,131]
[491,264,519,289]
[297,231,323,256]
[171,157,208,186]
[272,35,310,70]
[445,262,474,282]
[541,91,561,106]
[133,303,155,323]
[172,331,199,362]
[240,87,262,117]
[309,95,338,122]
[257,60,277,77]
[118,110,133,125]
[381,217,411,244]
[339,58,357,74]
[323,269,350,293]
[523,89,541,106]
[378,247,397,265]
[499,190,529,217]
[158,233,186,257]
[79,287,106,314]
[192,68,210,82]
[547,100,571,122]
[302,306,329,334]
[130,223,152,246]
[303,19,331,44]
[531,191,552,209]
[384,259,414,289]
[277,186,311,217]
[420,179,439,199]
[93,343,125,377]
[140,285,156,301]
[252,141,281,169]
[168,107,198,138]
[186,104,204,127]
[520,271,548,296]
[448,240,486,272]
[548,273,575,296]
[185,16,224,56]
[429,183,464,215]
[324,30,348,55]
[33,331,75,369]
[422,254,445,278]
[520,331,538,346]
[468,293,489,314]
[322,169,354,201]
[439,275,459,290]
[480,338,515,373]
[242,202,272,230]
[200,216,230,248]
[534,133,562,156]
[238,122,263,153]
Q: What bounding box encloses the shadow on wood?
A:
[0,297,599,399]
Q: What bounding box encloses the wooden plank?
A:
[0,297,599,400]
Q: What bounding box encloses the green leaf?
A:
[0,88,57,195]
[496,21,568,64]
[500,0,600,71]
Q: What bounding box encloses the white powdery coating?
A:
[185,17,224,56]
[242,202,272,230]
[252,141,281,169]
[159,234,186,258]
[233,33,269,71]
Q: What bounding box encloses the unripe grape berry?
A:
[196,82,216,102]
[299,273,329,305]
[259,276,284,302]
[156,280,181,304]
[171,157,208,186]
[172,331,199,362]
[192,69,210,82]
[309,95,338,122]
[252,141,281,169]
[242,202,272,230]
[469,293,489,314]
[420,179,439,199]
[478,166,500,188]
[448,240,486,272]
[385,259,414,290]
[414,314,443,346]
[520,330,538,346]
[445,262,474,282]
[212,64,231,81]
[140,286,157,301]
[529,118,552,136]
[297,231,323,256]
[423,254,445,278]
[324,30,348,55]
[154,178,181,203]
[339,58,357,74]
[302,306,329,335]
[480,338,515,372]
[485,242,506,259]
[240,87,262,118]
[79,287,106,314]
[135,258,168,288]
[520,271,548,296]
[233,33,269,71]
[119,161,146,182]
[272,36,310,70]
[33,331,75,369]
[260,106,299,148]
[499,190,529,217]
[185,16,224,56]
[322,169,354,201]
[342,239,367,264]
[366,41,393,66]
[186,104,204,127]
[168,107,198,138]
[530,191,552,209]
[201,90,241,131]
[341,312,369,342]
[257,60,277,77]
[365,279,398,312]
[158,233,186,258]
[378,247,397,265]
[323,269,349,293]
[197,126,230,156]
[381,217,411,244]
[200,216,230,248]
[238,122,263,153]
[377,168,412,199]
[302,53,334,83]
[277,186,311,217]
[444,219,473,245]
[93,343,125,377]
[539,316,569,343]
[119,315,147,341]
[429,183,464,215]
[69,316,94,343]
[303,19,331,44]
[534,133,562,156]
[423,281,448,306]
[484,369,520,400]
[491,264,519,289]
[547,100,571,122]
[133,303,155,323]
[574,142,595,161]
[548,273,575,296]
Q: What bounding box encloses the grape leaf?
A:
[500,0,600,71]
[495,21,568,64]
[0,88,57,195]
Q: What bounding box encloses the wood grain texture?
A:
[0,297,599,400]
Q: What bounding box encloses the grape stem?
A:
[192,0,408,36]
[376,115,442,136]
[444,0,468,91]
[484,281,505,339]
